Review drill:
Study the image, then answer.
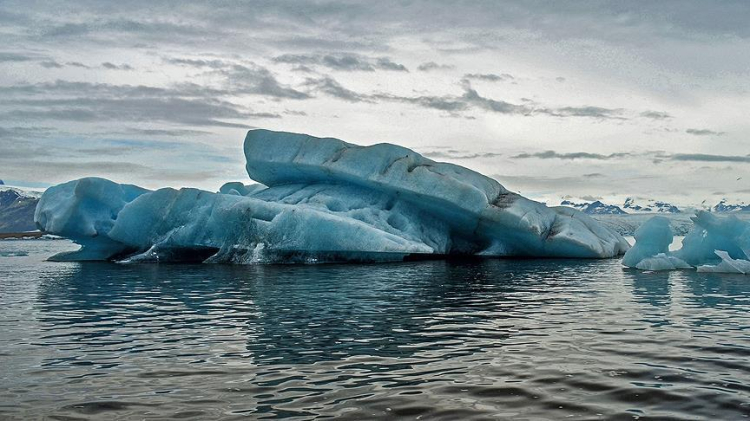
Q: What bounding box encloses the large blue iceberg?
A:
[35,129,629,263]
[623,211,750,274]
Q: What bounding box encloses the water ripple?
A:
[1,240,749,419]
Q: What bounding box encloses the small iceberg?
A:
[623,211,750,274]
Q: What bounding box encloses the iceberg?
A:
[35,129,629,263]
[623,211,750,274]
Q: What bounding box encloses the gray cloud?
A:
[113,128,209,137]
[512,151,634,160]
[686,128,725,136]
[304,77,370,103]
[669,153,750,163]
[308,76,627,119]
[101,62,134,70]
[545,106,625,119]
[0,126,55,139]
[164,57,228,69]
[0,52,37,62]
[372,92,468,112]
[463,73,514,82]
[461,87,530,114]
[66,61,92,68]
[422,150,502,160]
[274,53,407,72]
[39,60,64,68]
[418,62,455,71]
[39,18,218,42]
[216,64,311,99]
[0,80,279,128]
[375,57,408,71]
[513,150,750,164]
[640,110,672,120]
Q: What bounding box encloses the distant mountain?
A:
[622,198,681,213]
[0,188,40,233]
[711,199,750,213]
[560,200,627,215]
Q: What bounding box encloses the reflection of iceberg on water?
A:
[623,211,750,274]
[35,129,630,263]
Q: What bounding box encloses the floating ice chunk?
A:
[34,177,148,260]
[624,211,750,272]
[635,253,691,271]
[622,216,673,268]
[697,250,750,274]
[35,129,630,263]
[674,211,750,266]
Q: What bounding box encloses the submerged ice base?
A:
[35,129,629,263]
[623,211,750,274]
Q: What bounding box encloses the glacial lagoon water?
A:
[1,240,749,420]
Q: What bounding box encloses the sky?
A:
[1,0,749,207]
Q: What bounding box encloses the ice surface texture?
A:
[35,129,629,263]
[623,211,750,273]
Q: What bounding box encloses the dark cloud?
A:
[544,106,625,119]
[306,76,627,119]
[417,62,455,71]
[463,73,514,82]
[66,61,92,68]
[375,57,408,71]
[372,93,468,112]
[101,62,134,70]
[669,153,750,163]
[304,77,370,103]
[461,87,530,114]
[274,53,407,72]
[39,60,64,68]
[686,128,725,136]
[164,57,229,69]
[0,80,280,127]
[640,110,672,120]
[583,173,605,178]
[218,64,311,99]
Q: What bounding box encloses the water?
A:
[1,240,749,420]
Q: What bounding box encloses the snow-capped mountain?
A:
[622,198,681,214]
[0,187,41,233]
[557,197,682,215]
[560,200,627,215]
[711,199,750,213]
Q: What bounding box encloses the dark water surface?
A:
[1,240,749,420]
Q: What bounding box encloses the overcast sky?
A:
[1,0,749,206]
